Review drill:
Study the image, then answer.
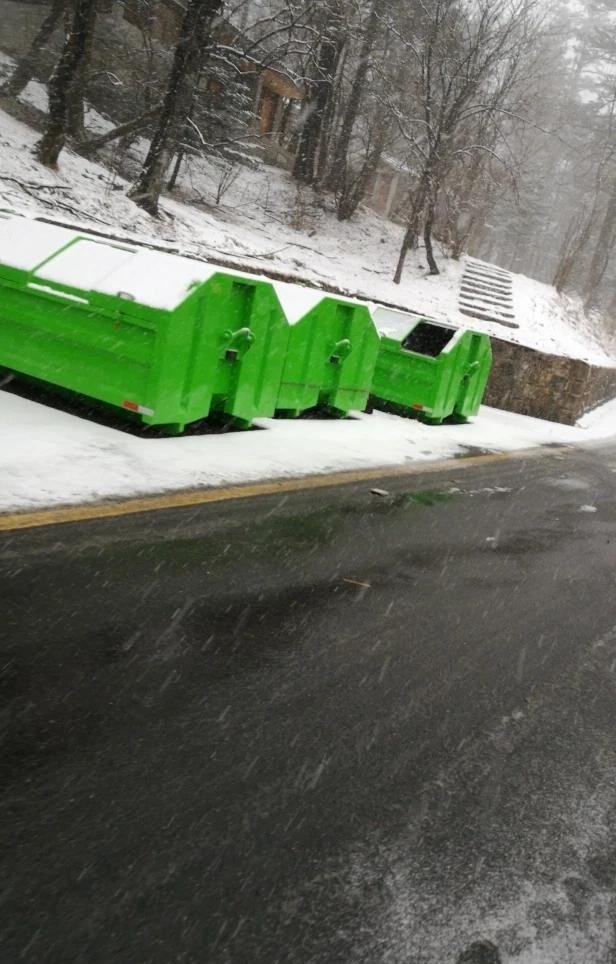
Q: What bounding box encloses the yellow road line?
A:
[0,446,559,533]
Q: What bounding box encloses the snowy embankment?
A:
[2,388,616,513]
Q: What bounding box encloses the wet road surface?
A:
[3,444,616,963]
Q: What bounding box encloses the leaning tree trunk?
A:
[315,43,346,184]
[393,170,432,284]
[584,184,616,310]
[35,0,98,167]
[293,24,343,185]
[552,210,593,294]
[128,0,223,216]
[2,0,66,98]
[66,12,96,141]
[78,103,162,153]
[423,192,439,275]
[327,0,383,194]
[167,150,185,191]
[336,118,387,221]
[447,143,488,259]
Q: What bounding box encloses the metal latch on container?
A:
[464,361,480,377]
[222,327,255,361]
[329,338,352,365]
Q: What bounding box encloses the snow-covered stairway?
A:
[459,258,519,329]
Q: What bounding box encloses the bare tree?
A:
[479,0,616,311]
[391,0,540,283]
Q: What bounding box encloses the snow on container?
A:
[369,307,492,424]
[0,216,288,431]
[273,282,380,417]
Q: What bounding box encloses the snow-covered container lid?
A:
[0,217,220,309]
[86,248,218,309]
[370,304,464,341]
[272,280,373,325]
[36,239,135,291]
[370,304,464,354]
[0,217,81,272]
[271,281,327,325]
[370,305,418,339]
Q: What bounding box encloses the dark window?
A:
[402,322,455,357]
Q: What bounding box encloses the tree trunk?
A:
[167,150,184,191]
[446,146,487,259]
[423,195,439,275]
[315,43,346,184]
[552,199,599,294]
[35,0,98,167]
[65,63,86,140]
[452,210,478,260]
[393,171,431,284]
[78,103,162,153]
[128,0,223,216]
[584,185,616,309]
[293,23,343,185]
[66,13,96,141]
[393,223,416,285]
[327,0,383,193]
[3,0,66,98]
[336,119,387,221]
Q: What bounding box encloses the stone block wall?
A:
[484,337,616,425]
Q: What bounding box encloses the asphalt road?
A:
[3,443,616,963]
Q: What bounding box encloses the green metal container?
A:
[273,283,380,417]
[369,307,492,424]
[0,216,288,431]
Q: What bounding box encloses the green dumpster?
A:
[273,282,380,417]
[0,216,288,431]
[369,307,492,424]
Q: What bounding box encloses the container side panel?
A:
[211,279,256,418]
[321,304,379,413]
[220,281,289,422]
[277,307,325,412]
[0,288,153,405]
[453,333,493,418]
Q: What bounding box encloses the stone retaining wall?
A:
[484,337,616,425]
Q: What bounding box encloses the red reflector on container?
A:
[412,403,424,411]
[123,400,139,412]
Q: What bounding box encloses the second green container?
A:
[273,283,380,417]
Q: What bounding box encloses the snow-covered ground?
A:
[0,50,614,367]
[2,387,616,513]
